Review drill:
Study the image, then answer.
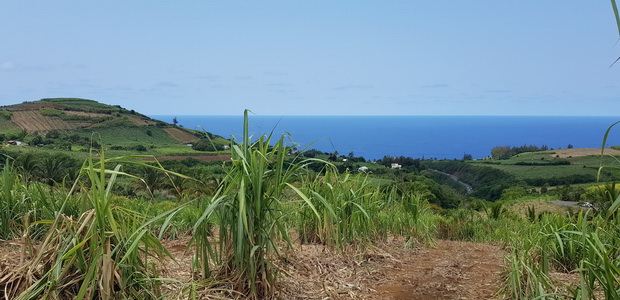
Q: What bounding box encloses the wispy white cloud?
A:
[61,63,87,69]
[194,75,220,81]
[154,81,179,88]
[420,83,449,88]
[0,62,54,72]
[265,83,293,87]
[264,71,289,76]
[0,62,15,70]
[333,84,373,91]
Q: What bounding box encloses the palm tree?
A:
[36,154,77,185]
[14,153,40,182]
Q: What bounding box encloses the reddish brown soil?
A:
[158,237,508,299]
[64,111,111,118]
[276,238,507,299]
[127,115,157,126]
[2,237,508,299]
[374,240,505,300]
[164,127,200,143]
[4,104,63,110]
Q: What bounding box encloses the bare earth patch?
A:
[0,239,23,271]
[160,236,195,296]
[3,237,509,299]
[11,111,76,132]
[551,147,620,158]
[372,240,506,300]
[160,237,508,299]
[64,111,111,118]
[127,115,157,126]
[164,127,200,143]
[276,238,507,299]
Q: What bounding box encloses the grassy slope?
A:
[0,117,20,134]
[471,151,620,181]
[1,98,229,159]
[80,126,179,147]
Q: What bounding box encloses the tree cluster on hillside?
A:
[0,151,80,185]
[523,174,598,187]
[26,130,100,150]
[395,173,464,209]
[192,139,218,151]
[0,130,27,142]
[377,155,422,170]
[420,169,469,195]
[423,160,523,201]
[514,160,570,166]
[491,144,549,160]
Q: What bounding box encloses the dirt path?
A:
[374,240,506,300]
[1,237,507,299]
[160,238,507,299]
[273,238,507,299]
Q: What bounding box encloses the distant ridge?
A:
[0,98,201,144]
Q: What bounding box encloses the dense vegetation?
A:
[0,107,618,299]
[491,144,550,159]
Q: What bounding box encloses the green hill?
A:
[0,98,229,159]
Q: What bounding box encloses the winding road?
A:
[430,169,474,194]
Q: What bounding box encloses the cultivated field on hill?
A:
[11,110,77,132]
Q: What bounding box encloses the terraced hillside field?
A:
[164,127,199,143]
[11,111,77,132]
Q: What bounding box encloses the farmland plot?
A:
[164,127,199,143]
[11,111,77,132]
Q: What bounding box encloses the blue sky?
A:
[0,1,619,116]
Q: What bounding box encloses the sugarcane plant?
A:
[190,110,324,299]
[0,150,189,300]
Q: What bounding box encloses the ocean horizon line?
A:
[146,115,620,160]
[151,114,620,118]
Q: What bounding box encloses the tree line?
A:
[491,144,549,159]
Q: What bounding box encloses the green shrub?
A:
[38,108,64,117]
[0,110,12,120]
[191,139,217,151]
[92,117,135,128]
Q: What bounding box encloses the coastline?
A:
[150,115,620,160]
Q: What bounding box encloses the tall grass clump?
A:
[0,161,31,240]
[503,206,620,298]
[191,110,322,299]
[295,169,384,248]
[295,170,440,250]
[504,248,555,300]
[0,151,184,299]
[502,122,620,298]
[0,160,82,240]
[386,190,438,247]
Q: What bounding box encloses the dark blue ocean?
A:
[150,115,620,160]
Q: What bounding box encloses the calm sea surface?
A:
[150,116,620,160]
